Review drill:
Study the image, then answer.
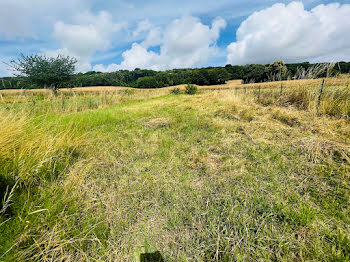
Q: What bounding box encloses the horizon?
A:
[1,0,350,77]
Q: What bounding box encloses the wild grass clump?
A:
[0,112,84,186]
[294,62,335,79]
[254,81,350,118]
[320,86,350,117]
[0,111,96,261]
[170,87,181,95]
[185,84,198,95]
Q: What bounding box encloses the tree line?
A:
[1,54,349,91]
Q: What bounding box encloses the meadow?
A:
[0,77,349,261]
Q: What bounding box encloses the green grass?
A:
[0,87,349,261]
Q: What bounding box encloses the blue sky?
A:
[0,0,349,76]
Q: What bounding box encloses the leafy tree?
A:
[155,72,171,87]
[286,62,311,76]
[191,69,209,85]
[207,68,230,85]
[225,65,245,80]
[337,62,350,74]
[268,60,289,80]
[3,60,349,91]
[242,64,269,83]
[9,53,77,95]
[137,76,159,88]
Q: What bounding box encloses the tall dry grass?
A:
[240,78,350,118]
[1,76,350,261]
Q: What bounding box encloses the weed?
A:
[170,87,181,95]
[185,84,198,95]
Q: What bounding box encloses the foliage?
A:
[137,76,159,88]
[1,59,350,91]
[243,64,269,83]
[285,62,312,76]
[170,87,181,95]
[185,84,198,94]
[268,60,289,81]
[8,54,77,94]
[225,64,245,80]
[189,68,230,85]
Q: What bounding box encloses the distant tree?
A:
[243,64,269,83]
[268,60,289,81]
[9,53,77,95]
[286,62,311,76]
[137,76,159,88]
[84,71,101,75]
[336,62,350,74]
[4,59,348,91]
[225,64,244,80]
[191,69,209,85]
[208,68,230,85]
[155,72,171,86]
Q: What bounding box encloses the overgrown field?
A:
[0,78,350,261]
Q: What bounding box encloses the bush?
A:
[170,88,181,95]
[185,84,197,95]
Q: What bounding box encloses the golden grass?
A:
[0,85,128,94]
[1,77,350,261]
[0,77,348,96]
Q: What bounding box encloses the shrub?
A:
[170,87,181,95]
[185,84,197,95]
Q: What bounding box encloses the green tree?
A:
[9,53,77,95]
[191,69,209,85]
[243,64,269,83]
[137,76,159,88]
[208,68,230,85]
[225,64,244,80]
[268,60,289,81]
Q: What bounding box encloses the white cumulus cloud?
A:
[227,2,350,65]
[0,0,86,39]
[133,19,153,37]
[94,16,226,72]
[46,11,126,72]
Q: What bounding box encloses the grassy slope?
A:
[0,85,349,261]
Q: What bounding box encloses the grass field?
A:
[0,78,350,261]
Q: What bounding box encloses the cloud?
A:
[133,20,153,37]
[141,27,163,48]
[94,16,226,72]
[227,2,350,65]
[0,0,86,39]
[53,11,125,58]
[46,11,126,72]
[0,61,12,77]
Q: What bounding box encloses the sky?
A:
[0,0,350,76]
